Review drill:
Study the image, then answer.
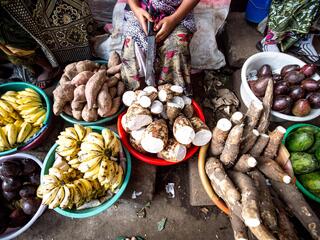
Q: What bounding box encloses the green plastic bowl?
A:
[41,126,131,218]
[283,123,320,203]
[0,82,52,157]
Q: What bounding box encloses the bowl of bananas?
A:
[0,82,52,157]
[37,124,131,218]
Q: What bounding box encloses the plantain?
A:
[17,122,32,143]
[5,124,17,147]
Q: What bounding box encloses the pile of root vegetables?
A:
[121,85,212,162]
[53,52,124,122]
[205,78,320,240]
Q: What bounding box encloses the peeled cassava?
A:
[141,119,168,153]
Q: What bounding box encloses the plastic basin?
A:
[41,126,131,218]
[117,100,205,166]
[0,153,47,240]
[240,52,320,122]
[283,123,320,203]
[0,82,52,156]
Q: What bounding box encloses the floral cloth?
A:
[121,25,193,95]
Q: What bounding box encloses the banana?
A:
[78,151,103,162]
[23,126,40,142]
[81,142,104,153]
[56,145,79,158]
[83,164,100,180]
[74,180,87,199]
[0,106,9,118]
[78,156,102,173]
[64,127,79,141]
[16,96,41,105]
[100,160,116,186]
[56,135,77,148]
[60,185,72,209]
[85,127,92,136]
[42,175,60,185]
[24,109,46,123]
[84,132,105,149]
[2,91,17,97]
[53,159,70,172]
[68,183,82,207]
[6,124,17,147]
[42,186,59,205]
[68,157,81,166]
[0,99,14,113]
[74,124,86,141]
[36,185,44,198]
[16,102,42,111]
[41,183,59,194]
[19,106,41,116]
[108,137,120,157]
[0,127,10,148]
[33,112,46,126]
[14,120,23,130]
[49,186,65,209]
[48,167,65,181]
[19,88,40,99]
[79,179,93,199]
[17,122,32,143]
[110,166,124,192]
[102,128,114,148]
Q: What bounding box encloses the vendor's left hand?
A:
[154,16,178,43]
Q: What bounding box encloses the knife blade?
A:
[145,6,156,87]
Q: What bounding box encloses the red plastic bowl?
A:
[117,100,205,166]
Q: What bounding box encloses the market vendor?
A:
[121,0,200,96]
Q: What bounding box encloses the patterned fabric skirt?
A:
[121,25,193,96]
[268,0,319,51]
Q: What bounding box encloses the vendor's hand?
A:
[154,16,178,43]
[132,7,153,35]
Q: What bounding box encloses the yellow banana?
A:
[48,167,65,181]
[79,179,93,199]
[56,135,77,148]
[24,126,40,142]
[33,112,46,126]
[17,122,32,143]
[74,180,87,199]
[19,106,40,116]
[0,127,10,148]
[98,159,108,182]
[16,102,42,111]
[110,166,124,192]
[24,109,45,123]
[42,175,60,185]
[42,186,59,205]
[16,97,41,105]
[80,142,104,153]
[0,99,14,113]
[67,183,82,207]
[49,186,65,209]
[83,164,100,180]
[64,127,79,141]
[109,137,120,157]
[78,156,102,173]
[84,132,105,149]
[6,124,17,147]
[102,128,114,149]
[74,124,86,141]
[40,183,59,194]
[19,88,40,99]
[60,185,71,209]
[100,160,116,186]
[56,145,79,158]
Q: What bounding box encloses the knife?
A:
[145,6,156,87]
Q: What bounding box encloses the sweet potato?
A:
[107,64,122,75]
[63,104,72,116]
[82,104,98,122]
[71,71,94,86]
[108,51,121,68]
[72,109,83,120]
[104,97,121,117]
[107,76,119,88]
[71,85,86,111]
[53,83,75,115]
[85,70,107,109]
[60,74,71,86]
[76,60,98,72]
[97,83,112,117]
[64,63,78,79]
[116,81,125,97]
[109,87,117,98]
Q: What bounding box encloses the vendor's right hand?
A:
[132,7,153,35]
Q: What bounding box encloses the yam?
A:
[81,104,98,122]
[263,126,286,159]
[228,170,261,228]
[64,63,78,79]
[97,82,112,117]
[116,81,125,97]
[158,84,174,102]
[210,118,232,156]
[108,51,121,68]
[107,76,119,88]
[171,85,183,95]
[107,64,122,75]
[141,119,168,153]
[161,105,168,120]
[157,138,187,162]
[231,111,245,125]
[150,100,163,115]
[249,170,277,233]
[122,91,137,107]
[143,86,157,97]
[121,113,130,133]
[258,157,291,184]
[71,71,94,86]
[76,60,98,72]
[257,79,273,134]
[126,103,153,131]
[71,85,86,111]
[230,212,249,240]
[172,96,185,109]
[220,124,244,167]
[190,117,212,146]
[167,102,181,122]
[138,95,152,108]
[183,104,194,119]
[104,97,121,117]
[129,127,146,153]
[271,180,320,240]
[85,70,107,109]
[249,134,269,158]
[53,83,75,115]
[173,115,195,145]
[129,135,146,153]
[182,96,192,106]
[233,154,257,173]
[241,129,260,154]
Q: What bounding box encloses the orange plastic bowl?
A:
[117,100,205,166]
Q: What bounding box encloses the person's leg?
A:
[157,26,193,96]
[292,34,319,63]
[259,29,280,52]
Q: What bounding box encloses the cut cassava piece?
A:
[129,128,146,153]
[171,85,183,95]
[249,134,269,158]
[228,170,261,228]
[167,102,182,122]
[158,84,174,102]
[138,95,152,108]
[263,126,286,159]
[122,91,137,107]
[121,114,130,132]
[258,157,291,184]
[220,124,244,167]
[141,119,169,153]
[231,111,245,125]
[157,138,187,162]
[189,117,212,146]
[233,154,257,173]
[257,79,273,134]
[172,96,185,109]
[210,118,232,156]
[241,129,259,154]
[97,82,112,117]
[230,212,249,240]
[85,70,107,109]
[205,157,241,207]
[150,100,163,114]
[71,71,94,86]
[271,180,320,240]
[248,170,277,233]
[126,103,153,131]
[173,115,195,145]
[129,135,146,153]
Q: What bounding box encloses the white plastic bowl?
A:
[0,153,46,240]
[240,52,320,122]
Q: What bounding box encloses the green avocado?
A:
[316,148,320,162]
[299,171,320,196]
[296,126,319,135]
[308,132,320,154]
[286,131,314,152]
[290,152,319,175]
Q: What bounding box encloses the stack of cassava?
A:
[206,78,320,240]
[121,85,212,162]
[53,52,124,122]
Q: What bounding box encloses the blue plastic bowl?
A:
[41,126,131,218]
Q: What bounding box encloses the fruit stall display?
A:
[53,52,124,124]
[120,85,212,163]
[37,124,127,213]
[248,63,319,117]
[0,154,43,235]
[284,124,320,202]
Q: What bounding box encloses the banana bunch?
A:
[37,167,104,209]
[56,124,91,161]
